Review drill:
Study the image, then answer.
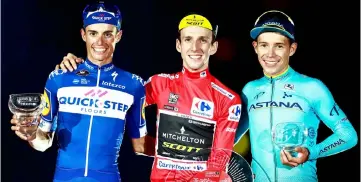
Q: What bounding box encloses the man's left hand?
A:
[280,147,309,167]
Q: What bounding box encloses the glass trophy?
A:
[272,122,308,152]
[8,93,45,137]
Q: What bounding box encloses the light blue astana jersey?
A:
[234,66,358,182]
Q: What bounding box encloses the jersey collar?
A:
[84,59,115,72]
[263,66,294,81]
[181,67,210,79]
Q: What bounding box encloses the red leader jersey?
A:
[145,67,242,182]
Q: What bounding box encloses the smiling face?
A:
[176,26,218,72]
[81,23,122,65]
[252,32,297,76]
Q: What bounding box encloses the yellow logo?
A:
[42,90,50,116]
[141,97,146,120]
[162,141,202,153]
[178,14,213,31]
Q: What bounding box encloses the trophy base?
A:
[17,124,38,137]
[282,147,299,158]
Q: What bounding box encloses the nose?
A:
[191,40,201,51]
[95,36,104,45]
[266,47,276,57]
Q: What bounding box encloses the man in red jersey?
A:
[56,13,242,182]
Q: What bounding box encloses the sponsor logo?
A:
[254,91,265,100]
[168,93,179,104]
[132,74,145,85]
[102,80,125,89]
[157,159,206,171]
[249,101,303,112]
[225,127,236,132]
[49,70,64,79]
[141,96,146,124]
[330,103,340,116]
[211,82,234,99]
[164,105,179,111]
[319,139,345,155]
[228,104,241,122]
[158,73,179,79]
[190,98,214,119]
[308,127,316,139]
[157,113,215,161]
[284,83,294,90]
[92,13,112,21]
[76,69,89,76]
[162,141,202,153]
[41,89,51,116]
[111,71,118,81]
[58,88,130,115]
[282,92,292,99]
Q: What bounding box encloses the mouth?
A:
[263,59,279,66]
[188,55,203,61]
[92,48,107,54]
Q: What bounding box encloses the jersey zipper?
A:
[270,77,277,182]
[84,67,101,176]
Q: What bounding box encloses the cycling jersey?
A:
[145,67,242,182]
[39,59,147,182]
[234,66,358,182]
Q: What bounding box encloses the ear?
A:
[81,28,86,42]
[252,41,258,54]
[209,41,218,55]
[176,38,181,53]
[115,30,123,43]
[289,42,298,56]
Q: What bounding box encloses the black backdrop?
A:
[2,0,360,181]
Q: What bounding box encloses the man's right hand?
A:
[10,115,40,141]
[55,53,84,72]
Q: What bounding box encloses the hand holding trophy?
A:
[272,122,310,167]
[9,93,45,140]
[272,122,308,152]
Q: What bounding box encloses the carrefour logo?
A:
[195,101,211,112]
[228,104,241,122]
[190,98,214,119]
[58,89,129,113]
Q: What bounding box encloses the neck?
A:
[87,56,113,67]
[183,64,209,73]
[264,66,289,78]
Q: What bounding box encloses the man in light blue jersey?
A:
[234,10,358,182]
[9,2,152,182]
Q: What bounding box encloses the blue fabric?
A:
[234,66,358,182]
[39,59,146,181]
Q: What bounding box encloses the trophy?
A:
[272,122,308,152]
[167,148,254,182]
[8,93,46,137]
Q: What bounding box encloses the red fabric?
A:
[145,67,242,181]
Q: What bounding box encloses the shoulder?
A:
[114,67,146,87]
[211,78,240,104]
[290,71,333,102]
[242,77,264,93]
[144,72,180,87]
[47,69,67,80]
[292,72,328,92]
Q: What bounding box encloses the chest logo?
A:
[190,98,214,119]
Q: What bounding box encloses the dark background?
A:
[2,0,360,181]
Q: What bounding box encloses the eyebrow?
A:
[183,36,210,40]
[259,41,286,45]
[87,30,114,34]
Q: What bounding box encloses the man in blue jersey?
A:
[9,2,151,182]
[234,10,358,182]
